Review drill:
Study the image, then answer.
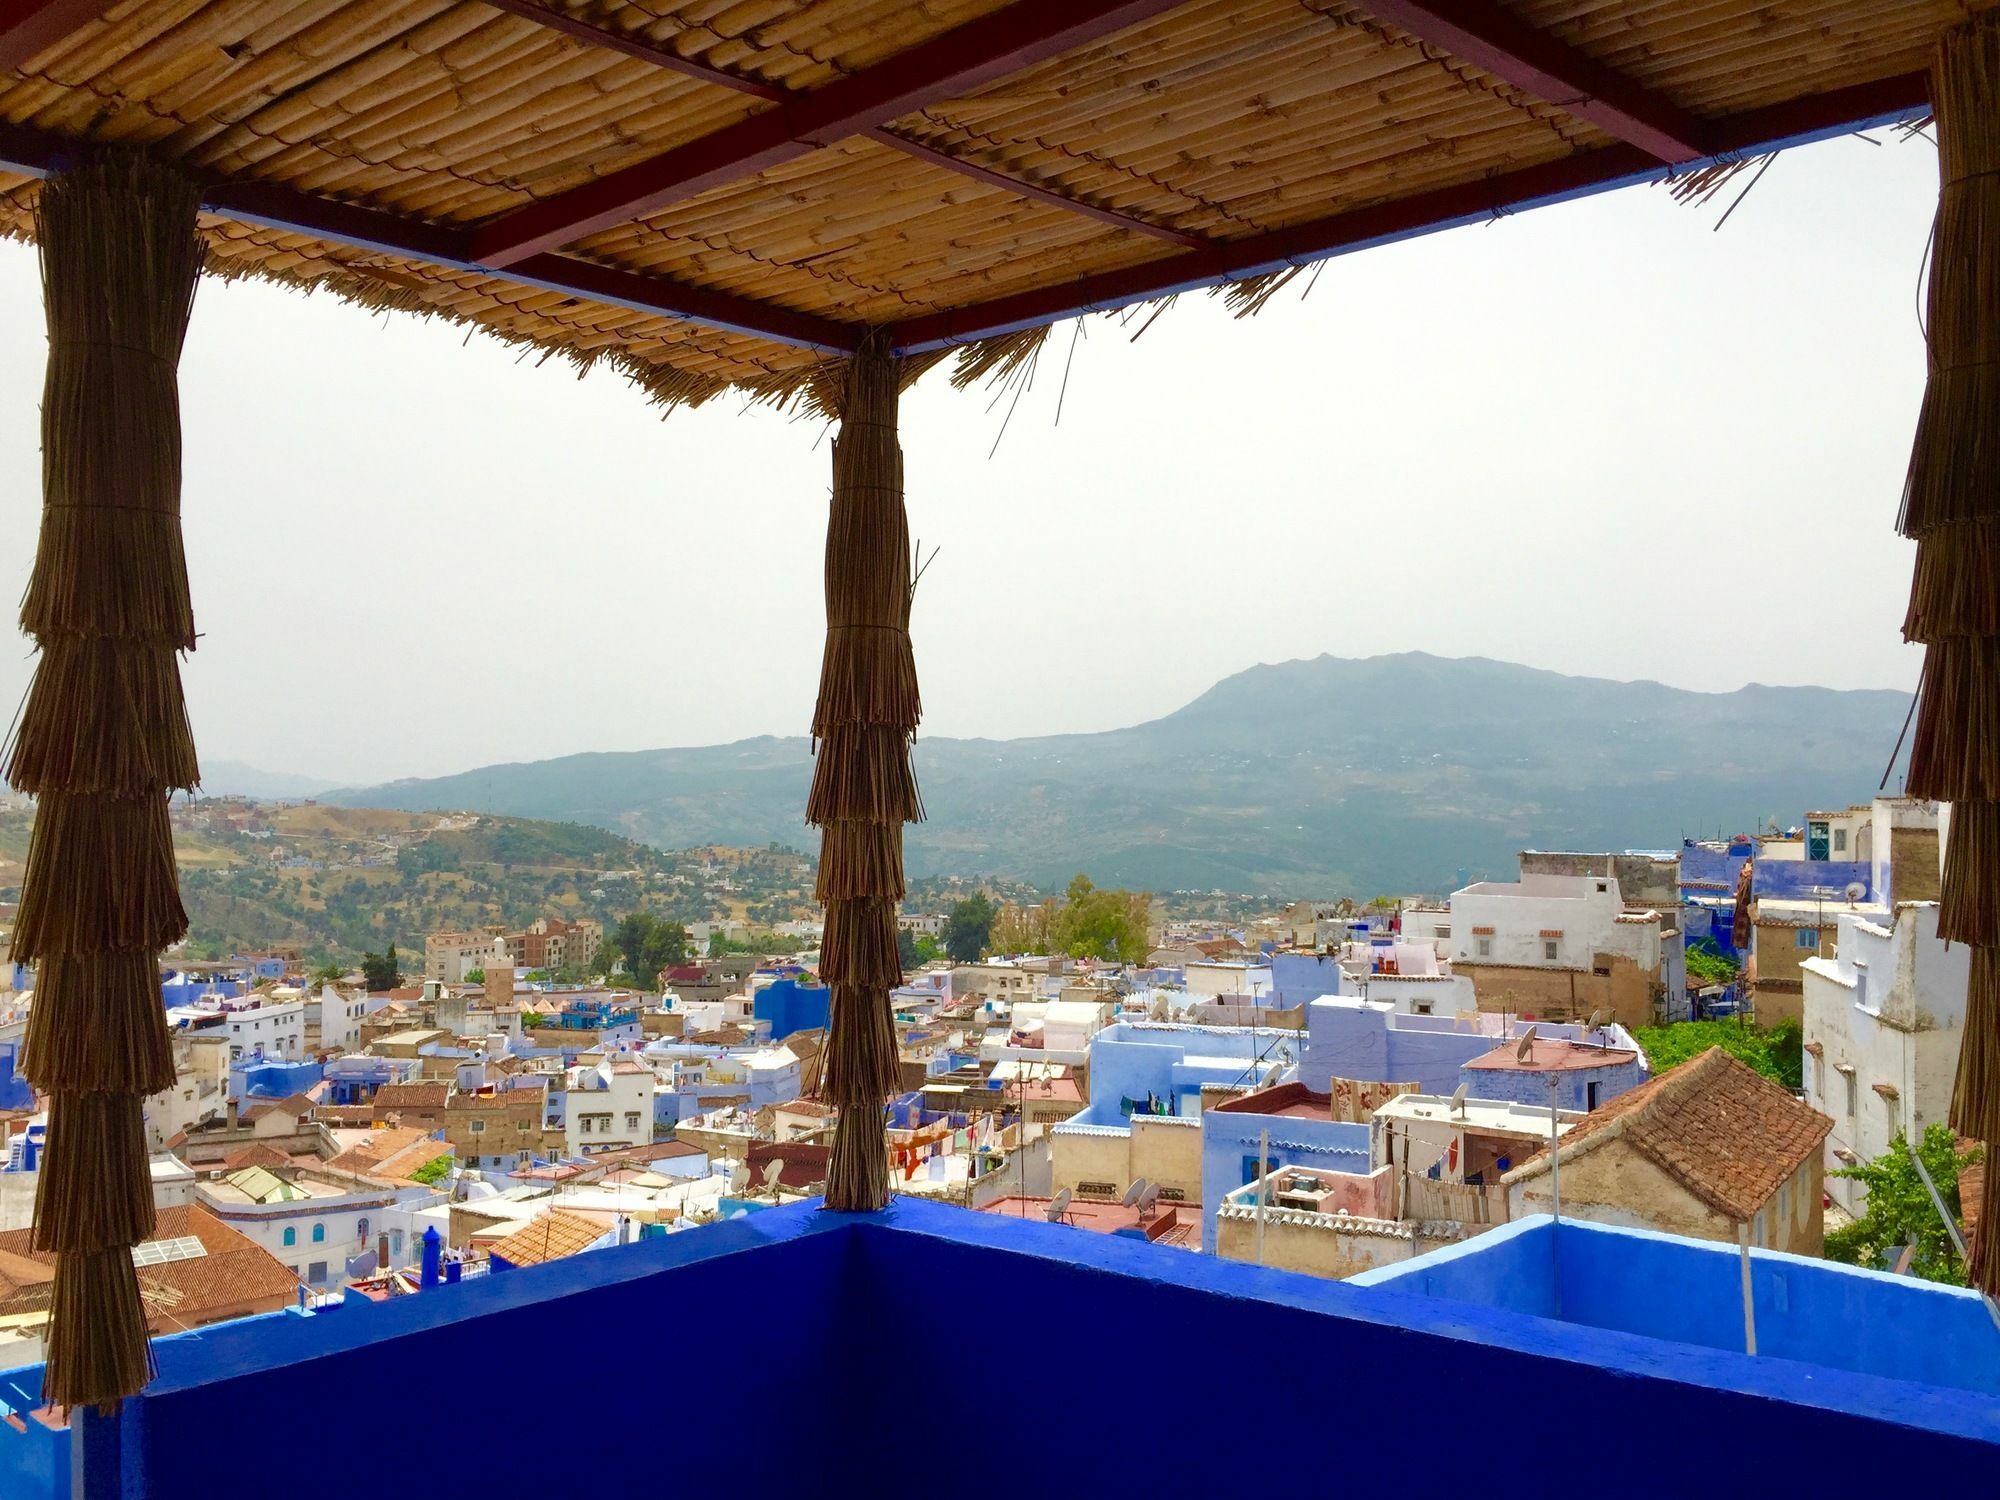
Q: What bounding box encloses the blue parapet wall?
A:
[752,977,830,1041]
[1356,1216,2000,1396]
[71,1200,2000,1497]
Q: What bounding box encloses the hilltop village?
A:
[0,792,1977,1391]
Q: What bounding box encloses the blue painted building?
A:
[230,1056,325,1101]
[18,1199,1992,1499]
[753,977,830,1041]
[1301,998,1644,1102]
[0,1042,33,1113]
[1068,1021,1296,1127]
[1198,1083,1370,1253]
[322,1056,416,1106]
[1268,951,1351,1007]
[1355,1215,2000,1397]
[1456,1036,1646,1112]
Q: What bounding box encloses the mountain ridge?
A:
[327,653,1913,895]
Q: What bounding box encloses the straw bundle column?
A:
[1900,14,2000,1292]
[810,338,921,1211]
[6,153,203,1408]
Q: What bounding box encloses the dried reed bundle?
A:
[809,339,921,1212]
[32,1094,154,1254]
[10,793,185,958]
[1904,638,2000,803]
[45,1250,154,1417]
[814,822,906,904]
[21,952,175,1097]
[1904,520,2000,640]
[1939,805,2000,948]
[820,897,904,991]
[5,638,199,795]
[826,1106,891,1213]
[1953,950,2000,1143]
[1907,13,2000,1298]
[20,150,203,1413]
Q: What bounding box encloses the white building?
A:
[143,1031,229,1150]
[1803,903,1968,1216]
[558,1058,653,1155]
[425,930,509,983]
[1185,962,1275,1002]
[1447,874,1659,973]
[313,983,372,1056]
[218,994,306,1063]
[196,1165,403,1288]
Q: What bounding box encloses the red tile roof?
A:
[486,1210,614,1268]
[1505,1047,1831,1221]
[0,1206,297,1328]
[372,1083,450,1110]
[1462,1040,1640,1073]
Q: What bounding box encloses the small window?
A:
[1476,937,1492,958]
[1796,928,1821,951]
[1412,1002,1433,1016]
[1432,925,1448,940]
[1543,940,1559,961]
[308,1261,327,1285]
[1586,1081,1600,1110]
[469,1118,485,1133]
[1845,1072,1857,1116]
[311,1223,325,1244]
[282,1226,296,1247]
[1833,829,1847,852]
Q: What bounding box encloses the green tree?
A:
[1050,875,1151,963]
[606,912,690,987]
[409,1154,453,1186]
[360,944,402,992]
[310,960,345,986]
[1631,1020,1800,1091]
[1823,1126,1979,1285]
[942,893,997,964]
[463,967,485,986]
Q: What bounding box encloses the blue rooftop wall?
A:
[1356,1216,2000,1398]
[160,977,243,1008]
[1268,952,1351,1007]
[753,978,831,1041]
[1753,858,1873,902]
[229,1056,325,1101]
[1303,1000,1500,1095]
[0,1042,33,1113]
[52,1200,2000,1499]
[1071,1023,1285,1127]
[1198,1105,1369,1253]
[1678,841,1752,892]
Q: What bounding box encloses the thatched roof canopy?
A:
[0,0,1968,406]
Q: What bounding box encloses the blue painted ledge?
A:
[17,1197,1998,1498]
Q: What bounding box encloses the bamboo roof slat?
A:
[0,0,1973,407]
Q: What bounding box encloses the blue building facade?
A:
[753,977,831,1041]
[1197,1085,1370,1253]
[230,1056,325,1101]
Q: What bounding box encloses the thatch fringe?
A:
[825,1107,891,1213]
[1940,804,2000,948]
[4,637,198,796]
[44,1248,155,1416]
[819,897,904,992]
[32,1094,155,1255]
[10,792,186,960]
[1953,950,2000,1143]
[1904,638,2000,804]
[818,983,901,1107]
[1971,1140,2000,1291]
[1904,519,2000,640]
[815,822,906,904]
[22,148,203,1412]
[806,723,924,826]
[21,951,175,1097]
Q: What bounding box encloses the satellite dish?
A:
[1515,1024,1539,1062]
[1449,1082,1469,1116]
[1585,1008,1611,1030]
[761,1159,784,1193]
[1845,881,1867,905]
[1044,1187,1073,1223]
[1135,1182,1161,1218]
[1121,1177,1151,1207]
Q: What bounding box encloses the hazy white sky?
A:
[0,131,1937,786]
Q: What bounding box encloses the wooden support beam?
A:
[0,122,860,355]
[1360,0,1709,162]
[888,72,1928,354]
[0,0,114,72]
[469,0,1188,267]
[481,1,1208,251]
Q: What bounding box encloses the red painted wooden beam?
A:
[887,71,1928,354]
[469,0,1189,268]
[870,128,1210,250]
[0,0,115,72]
[479,0,784,103]
[1361,0,1708,162]
[0,120,860,354]
[482,0,1209,251]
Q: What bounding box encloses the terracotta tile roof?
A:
[372,1083,450,1110]
[1505,1047,1831,1221]
[486,1209,615,1268]
[0,1206,297,1328]
[747,1140,830,1192]
[222,1143,292,1172]
[322,1126,437,1180]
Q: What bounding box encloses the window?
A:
[1477,937,1492,958]
[311,1223,325,1243]
[1845,1071,1858,1117]
[1543,940,1559,961]
[357,1217,369,1243]
[1778,1181,1791,1227]
[282,1226,296,1248]
[1432,926,1448,940]
[1833,828,1848,852]
[1586,1081,1600,1111]
[625,1112,641,1130]
[308,1261,327,1285]
[1412,1002,1433,1017]
[1796,928,1821,951]
[1753,1210,1767,1247]
[469,1118,486,1133]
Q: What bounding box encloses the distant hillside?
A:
[197,760,342,800]
[328,653,1914,895]
[0,801,817,963]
